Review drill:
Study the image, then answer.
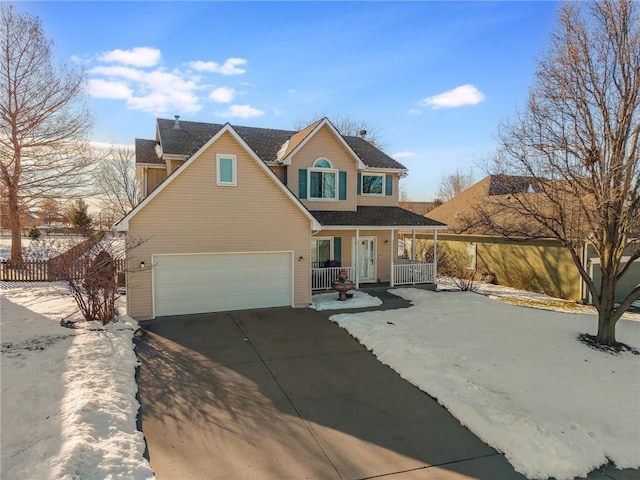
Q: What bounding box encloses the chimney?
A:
[173,115,180,129]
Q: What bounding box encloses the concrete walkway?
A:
[135,306,634,480]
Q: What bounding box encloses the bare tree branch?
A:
[0,4,93,264]
[479,0,640,346]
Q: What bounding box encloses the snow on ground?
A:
[1,282,154,479]
[330,288,640,480]
[0,234,87,261]
[310,289,382,310]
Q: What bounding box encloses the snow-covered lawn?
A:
[1,282,154,479]
[0,234,87,261]
[331,288,640,480]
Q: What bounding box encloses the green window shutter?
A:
[339,171,347,200]
[334,237,342,263]
[357,173,362,195]
[385,174,393,196]
[299,169,307,199]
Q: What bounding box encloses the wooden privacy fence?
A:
[1,258,126,283]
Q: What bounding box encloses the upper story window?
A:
[217,154,236,186]
[361,174,384,195]
[309,158,337,200]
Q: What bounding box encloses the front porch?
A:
[312,260,436,291]
[308,206,447,293]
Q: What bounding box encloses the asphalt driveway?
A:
[135,303,534,480]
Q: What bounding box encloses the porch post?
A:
[433,229,438,284]
[355,229,360,289]
[390,229,395,287]
[412,229,416,261]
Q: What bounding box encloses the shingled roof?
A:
[138,117,406,170]
[311,206,447,228]
[135,138,163,165]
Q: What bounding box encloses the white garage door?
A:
[152,252,292,317]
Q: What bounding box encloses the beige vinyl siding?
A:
[288,125,358,211]
[269,165,287,184]
[127,130,312,319]
[146,167,166,195]
[167,159,184,174]
[357,173,399,206]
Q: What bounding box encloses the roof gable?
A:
[280,118,366,169]
[117,124,320,231]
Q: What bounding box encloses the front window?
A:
[312,238,333,268]
[309,158,337,200]
[217,154,236,186]
[362,174,384,195]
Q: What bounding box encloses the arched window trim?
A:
[308,157,338,201]
[312,157,334,169]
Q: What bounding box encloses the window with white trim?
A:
[309,158,337,200]
[217,154,236,186]
[312,237,333,268]
[361,174,384,195]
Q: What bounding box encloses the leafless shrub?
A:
[50,234,143,325]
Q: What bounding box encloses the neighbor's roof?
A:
[311,206,447,229]
[137,117,406,170]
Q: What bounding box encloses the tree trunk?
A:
[596,312,617,345]
[8,183,22,266]
[595,274,617,345]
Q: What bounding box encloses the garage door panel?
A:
[153,252,292,317]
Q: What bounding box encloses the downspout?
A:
[390,229,395,287]
[355,229,360,289]
[433,229,438,285]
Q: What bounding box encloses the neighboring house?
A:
[117,117,447,319]
[398,201,438,216]
[415,175,639,303]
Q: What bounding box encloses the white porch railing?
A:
[394,261,435,285]
[312,266,355,290]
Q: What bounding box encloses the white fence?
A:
[312,266,356,290]
[394,261,435,285]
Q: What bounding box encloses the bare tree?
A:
[0,4,93,265]
[436,168,475,202]
[293,113,386,149]
[93,145,141,219]
[483,0,639,346]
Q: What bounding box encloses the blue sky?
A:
[20,1,559,201]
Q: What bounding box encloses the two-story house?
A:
[116,116,447,319]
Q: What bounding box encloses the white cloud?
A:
[89,64,201,114]
[189,58,247,75]
[87,79,133,99]
[215,104,265,119]
[287,89,296,94]
[86,48,255,116]
[209,87,235,103]
[99,47,161,67]
[408,109,421,115]
[392,151,416,159]
[421,84,485,109]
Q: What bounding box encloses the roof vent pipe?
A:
[173,115,180,129]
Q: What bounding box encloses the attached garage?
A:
[152,252,293,317]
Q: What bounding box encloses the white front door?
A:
[356,237,377,282]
